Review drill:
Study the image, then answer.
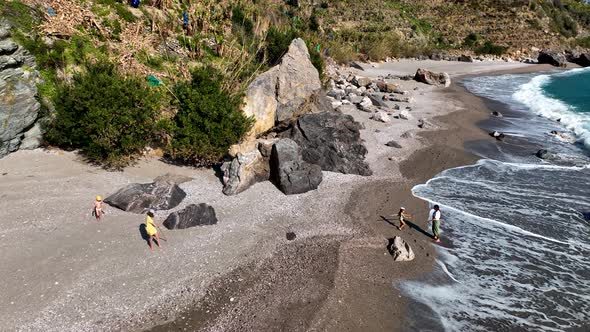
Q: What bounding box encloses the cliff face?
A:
[0,21,42,158]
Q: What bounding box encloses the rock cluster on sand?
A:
[270,138,323,195]
[105,180,187,213]
[566,50,590,67]
[0,22,43,158]
[163,203,218,229]
[414,68,451,87]
[388,236,415,262]
[242,38,322,137]
[537,49,567,67]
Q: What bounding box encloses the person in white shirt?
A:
[429,205,442,242]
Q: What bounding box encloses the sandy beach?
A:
[0,60,541,332]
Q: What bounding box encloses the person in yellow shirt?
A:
[145,209,163,250]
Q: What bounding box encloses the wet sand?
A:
[0,60,544,332]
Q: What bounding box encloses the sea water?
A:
[402,69,590,331]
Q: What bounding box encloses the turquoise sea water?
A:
[402,69,590,331]
[544,68,590,116]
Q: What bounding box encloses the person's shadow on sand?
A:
[380,215,433,239]
[139,224,150,247]
[139,224,163,248]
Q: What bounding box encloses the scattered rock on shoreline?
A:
[414,68,451,87]
[385,140,402,148]
[491,111,503,118]
[163,203,218,229]
[535,149,556,160]
[370,111,390,123]
[388,236,415,262]
[105,181,186,213]
[489,131,506,141]
[549,130,576,144]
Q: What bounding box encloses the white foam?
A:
[513,71,590,148]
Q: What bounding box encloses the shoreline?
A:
[0,61,551,332]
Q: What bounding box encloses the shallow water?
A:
[403,70,590,332]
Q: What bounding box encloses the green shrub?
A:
[463,32,480,47]
[167,66,254,165]
[475,40,507,56]
[576,35,590,48]
[45,61,161,167]
[265,27,299,65]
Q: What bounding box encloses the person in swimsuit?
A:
[145,209,163,250]
[397,207,412,230]
[93,196,104,222]
[429,205,442,242]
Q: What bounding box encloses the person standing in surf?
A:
[429,205,442,242]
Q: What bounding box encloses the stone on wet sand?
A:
[105,181,187,213]
[163,203,218,229]
[388,236,415,262]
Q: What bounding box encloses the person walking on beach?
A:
[397,207,412,230]
[429,205,442,242]
[93,196,105,222]
[145,209,164,251]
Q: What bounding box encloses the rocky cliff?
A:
[0,21,42,158]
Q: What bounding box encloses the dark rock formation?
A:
[567,51,590,67]
[491,111,503,117]
[537,50,567,67]
[489,131,506,141]
[414,68,451,87]
[535,149,556,160]
[286,232,297,240]
[105,181,186,213]
[163,203,218,230]
[270,138,322,195]
[284,112,372,176]
[0,22,43,158]
[459,54,474,62]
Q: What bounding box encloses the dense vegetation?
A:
[45,62,162,167]
[166,66,254,166]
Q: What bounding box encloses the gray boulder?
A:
[368,94,388,108]
[376,81,399,93]
[105,181,186,213]
[275,38,322,124]
[221,147,270,195]
[0,22,42,158]
[388,236,415,262]
[163,203,218,230]
[414,68,451,87]
[352,76,372,88]
[284,112,372,176]
[242,38,321,136]
[535,149,557,160]
[270,138,322,195]
[538,50,567,67]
